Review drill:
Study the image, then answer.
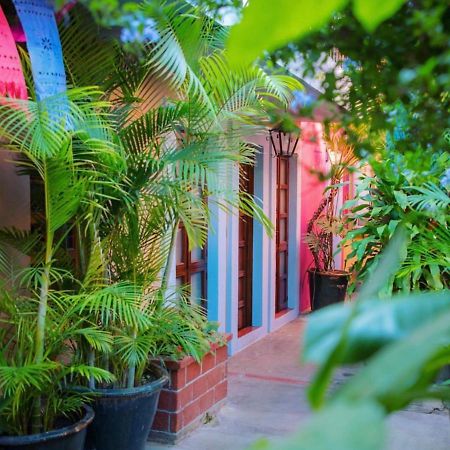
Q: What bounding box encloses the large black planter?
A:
[82,365,168,450]
[0,406,94,450]
[308,269,349,311]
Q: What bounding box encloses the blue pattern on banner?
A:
[12,0,67,101]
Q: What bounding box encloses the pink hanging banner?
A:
[0,5,27,99]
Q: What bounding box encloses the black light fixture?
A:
[268,128,301,158]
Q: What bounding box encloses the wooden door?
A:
[175,225,207,310]
[238,163,254,330]
[275,156,289,313]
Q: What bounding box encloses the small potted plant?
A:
[0,281,98,450]
[304,125,358,310]
[69,281,210,450]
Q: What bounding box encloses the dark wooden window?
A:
[275,156,290,313]
[175,224,207,309]
[238,163,254,331]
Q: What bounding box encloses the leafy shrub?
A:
[341,147,449,295]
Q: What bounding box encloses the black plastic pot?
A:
[81,365,168,450]
[308,269,349,311]
[0,406,94,450]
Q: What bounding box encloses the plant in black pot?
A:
[0,91,120,450]
[304,125,358,310]
[69,282,212,450]
[0,283,104,450]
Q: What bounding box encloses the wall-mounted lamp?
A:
[268,128,300,158]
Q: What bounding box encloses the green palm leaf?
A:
[58,3,117,88]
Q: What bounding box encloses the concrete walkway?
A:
[148,318,450,450]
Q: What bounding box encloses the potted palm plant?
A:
[305,125,358,310]
[68,282,210,450]
[0,90,122,449]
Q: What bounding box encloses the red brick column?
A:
[150,336,231,443]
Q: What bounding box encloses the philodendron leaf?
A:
[303,290,450,366]
[335,308,450,411]
[356,226,407,300]
[353,0,407,32]
[248,401,386,450]
[393,190,408,210]
[227,0,348,66]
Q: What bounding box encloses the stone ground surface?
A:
[147,318,450,450]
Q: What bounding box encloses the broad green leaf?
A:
[357,226,407,300]
[248,401,386,450]
[306,306,355,408]
[351,203,369,213]
[355,236,374,261]
[370,206,384,217]
[346,227,367,239]
[227,0,347,66]
[387,219,401,237]
[400,273,411,293]
[353,0,407,32]
[335,308,450,411]
[393,190,408,210]
[429,264,444,290]
[303,290,450,365]
[376,224,386,237]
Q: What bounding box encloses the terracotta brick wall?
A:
[150,340,229,443]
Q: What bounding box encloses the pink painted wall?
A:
[298,121,329,312]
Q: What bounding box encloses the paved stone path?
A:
[148,318,450,450]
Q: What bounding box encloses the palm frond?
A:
[72,328,114,354]
[114,333,157,369]
[405,182,450,213]
[58,3,117,88]
[0,227,40,257]
[72,282,150,329]
[61,364,115,384]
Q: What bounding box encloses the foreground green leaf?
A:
[303,290,450,365]
[248,401,386,450]
[227,0,347,65]
[335,308,450,411]
[227,0,408,65]
[353,0,406,32]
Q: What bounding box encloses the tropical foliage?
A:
[341,147,449,295]
[0,0,299,435]
[263,0,449,158]
[57,0,299,387]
